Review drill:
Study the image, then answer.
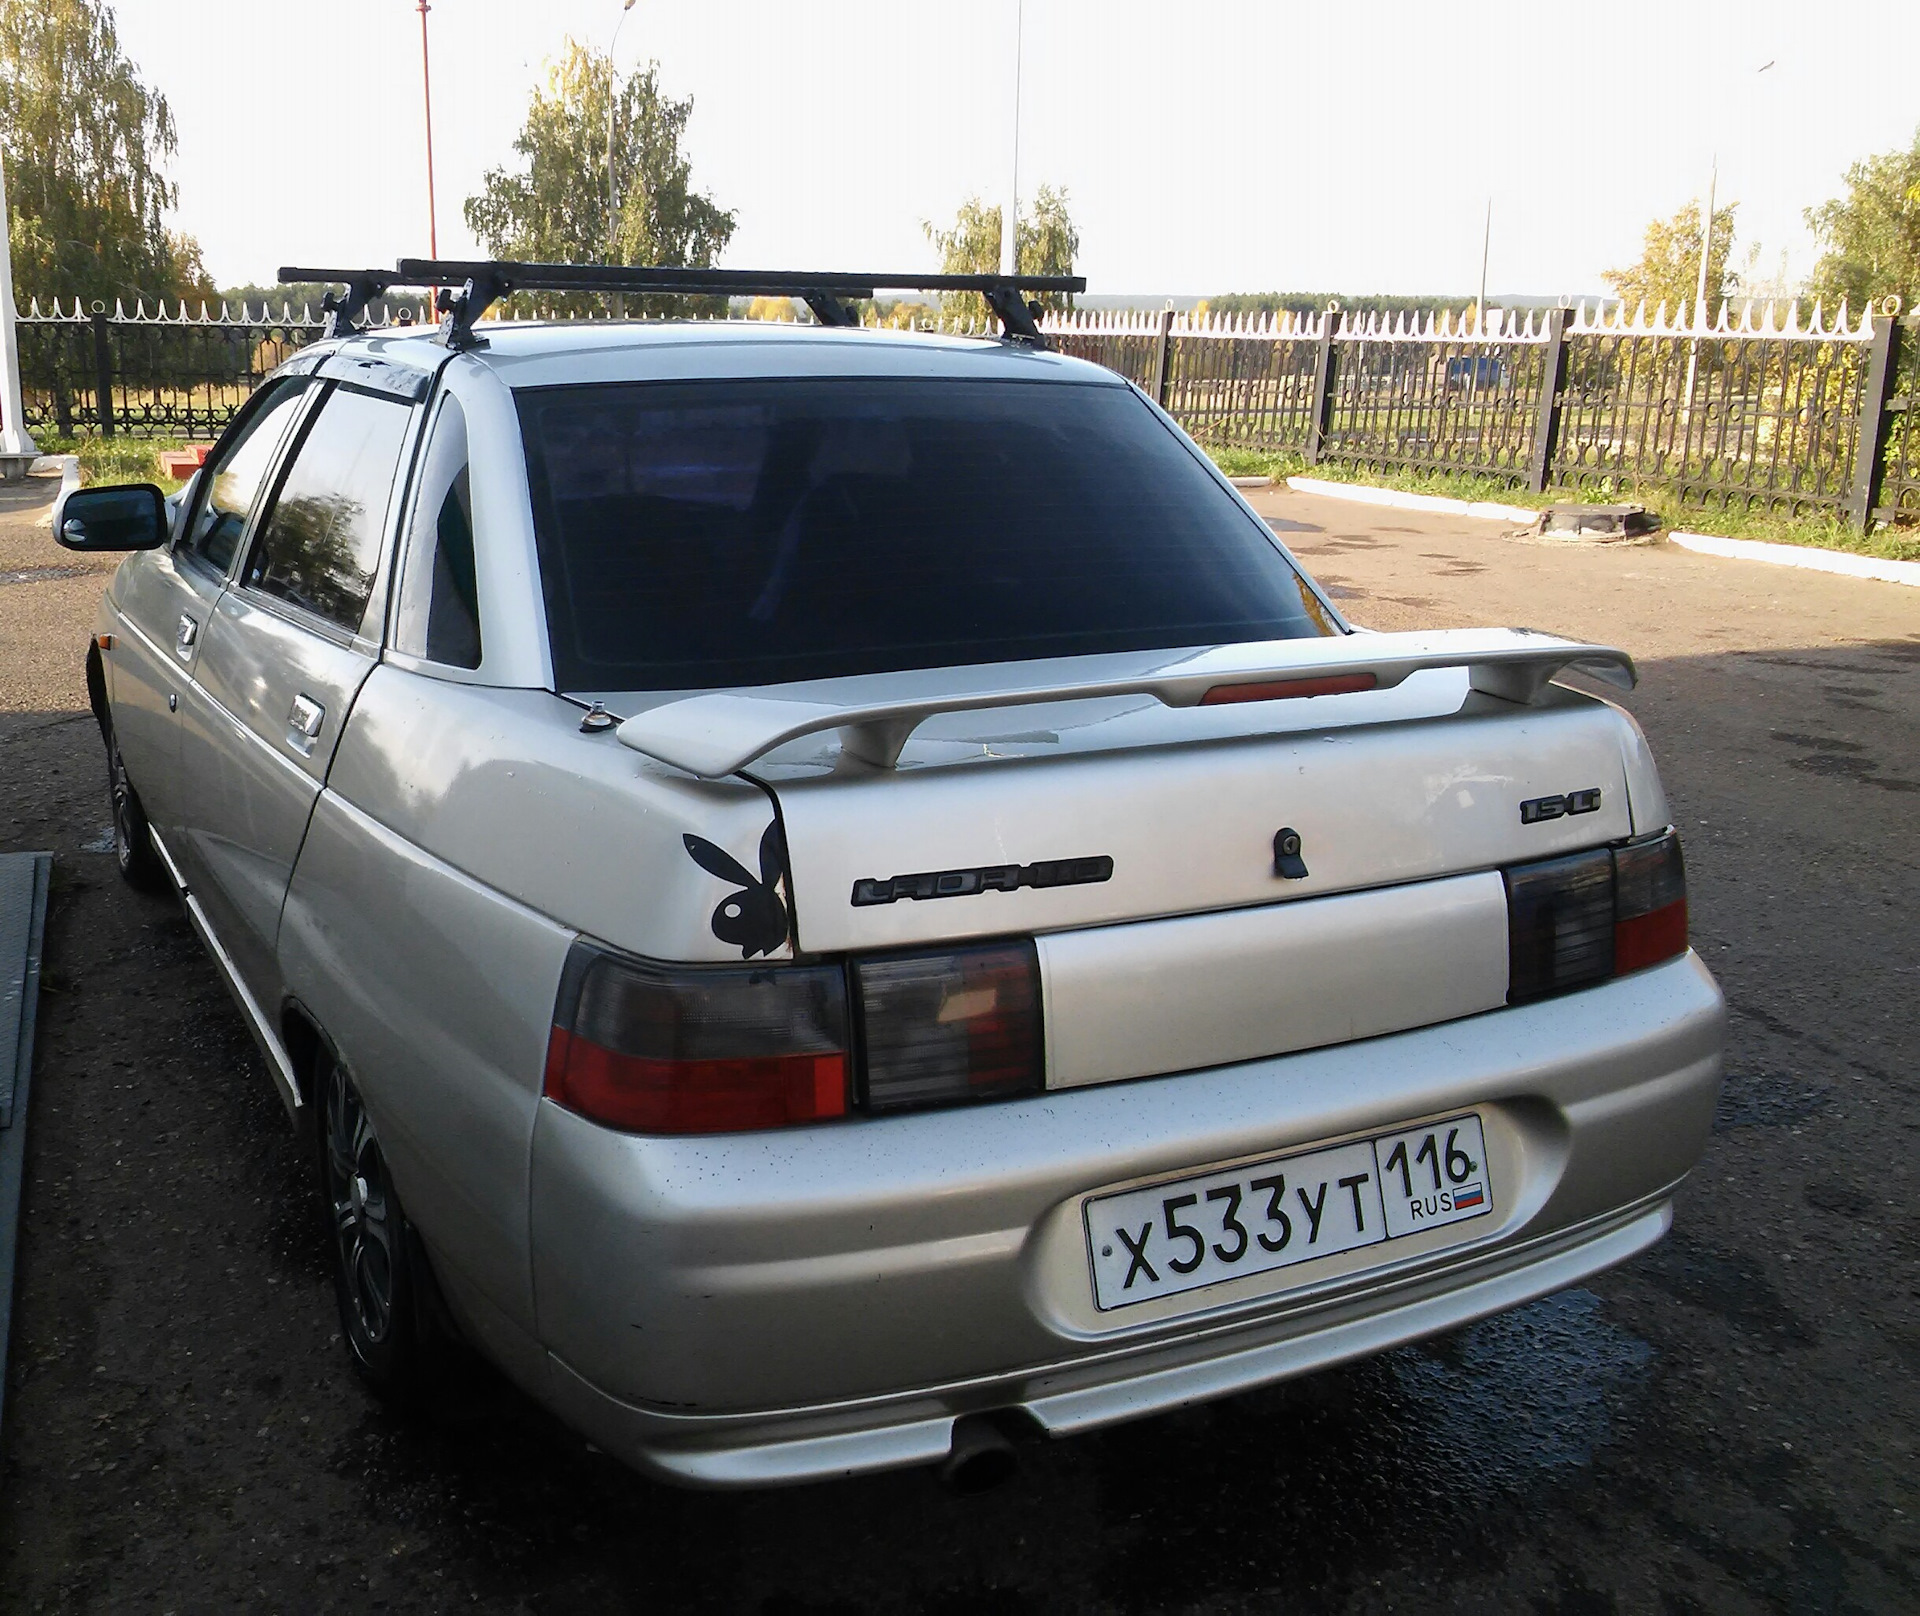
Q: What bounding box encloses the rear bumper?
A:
[528,952,1724,1486]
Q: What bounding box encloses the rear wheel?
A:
[103,718,168,892]
[316,1056,439,1402]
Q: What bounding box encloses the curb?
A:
[1669,530,1920,588]
[1284,476,1538,524]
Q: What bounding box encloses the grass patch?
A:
[37,434,189,495]
[1199,445,1920,563]
[1203,445,1309,481]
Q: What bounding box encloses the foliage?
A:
[1195,293,1451,323]
[464,40,735,318]
[0,0,209,307]
[923,185,1080,322]
[1604,199,1739,320]
[866,299,939,330]
[1806,126,1920,314]
[743,295,798,322]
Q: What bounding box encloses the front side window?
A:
[393,395,481,668]
[179,379,311,576]
[517,377,1333,693]
[242,386,413,633]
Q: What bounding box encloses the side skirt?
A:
[148,828,304,1123]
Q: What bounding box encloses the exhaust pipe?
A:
[939,1414,1019,1495]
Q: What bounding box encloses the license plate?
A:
[1084,1113,1494,1310]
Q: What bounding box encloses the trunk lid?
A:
[754,673,1638,954]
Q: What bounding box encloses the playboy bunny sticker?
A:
[682,823,791,958]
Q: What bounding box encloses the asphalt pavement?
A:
[1,466,1916,1613]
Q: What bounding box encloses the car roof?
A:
[319,317,1124,390]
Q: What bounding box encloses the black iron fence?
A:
[14,296,428,440]
[14,293,1915,531]
[1043,303,1918,529]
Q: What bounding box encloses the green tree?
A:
[1806,127,1920,313]
[464,40,734,317]
[923,185,1080,322]
[0,0,208,307]
[1604,198,1738,320]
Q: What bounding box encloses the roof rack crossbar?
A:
[277,266,407,338]
[391,258,1084,347]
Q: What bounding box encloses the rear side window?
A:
[180,379,310,576]
[243,386,413,633]
[517,377,1332,692]
[393,395,481,668]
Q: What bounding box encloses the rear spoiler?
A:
[613,628,1636,780]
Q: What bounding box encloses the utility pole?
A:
[417,1,438,256]
[1682,157,1716,424]
[0,144,36,468]
[1001,0,1022,277]
[1476,197,1491,337]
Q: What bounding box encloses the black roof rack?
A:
[390,258,1086,351]
[277,267,405,338]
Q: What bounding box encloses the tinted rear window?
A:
[517,376,1333,692]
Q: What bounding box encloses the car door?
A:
[175,380,419,1007]
[106,377,315,840]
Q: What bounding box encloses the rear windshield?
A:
[516,376,1334,692]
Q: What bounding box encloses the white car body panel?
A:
[1039,871,1510,1089]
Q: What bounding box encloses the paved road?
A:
[1,469,1916,1613]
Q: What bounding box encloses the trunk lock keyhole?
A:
[1273,827,1309,880]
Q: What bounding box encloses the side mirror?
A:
[53,483,169,552]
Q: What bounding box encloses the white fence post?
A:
[0,145,36,469]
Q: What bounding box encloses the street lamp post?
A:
[608,0,638,264]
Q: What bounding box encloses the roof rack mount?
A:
[277,266,404,338]
[389,258,1086,351]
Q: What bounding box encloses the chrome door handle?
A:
[287,693,325,756]
[175,614,198,659]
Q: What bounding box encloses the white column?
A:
[1000,0,1022,277]
[0,145,36,458]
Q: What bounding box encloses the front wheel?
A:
[104,719,168,892]
[316,1057,439,1402]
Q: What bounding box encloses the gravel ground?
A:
[1,467,1917,1614]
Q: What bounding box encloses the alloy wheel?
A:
[322,1063,397,1346]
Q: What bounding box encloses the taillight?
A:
[1613,831,1688,974]
[544,937,1047,1133]
[853,940,1044,1112]
[1504,829,1688,1003]
[544,943,849,1134]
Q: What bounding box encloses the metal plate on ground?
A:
[0,851,53,1442]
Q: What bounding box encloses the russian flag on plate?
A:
[1453,1183,1486,1211]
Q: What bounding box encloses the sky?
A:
[107,0,1920,304]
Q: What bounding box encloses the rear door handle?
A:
[287,693,325,756]
[174,613,198,659]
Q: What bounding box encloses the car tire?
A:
[103,717,169,893]
[314,1054,447,1405]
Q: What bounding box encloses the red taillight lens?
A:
[853,940,1043,1113]
[1613,830,1688,975]
[544,945,849,1134]
[1503,829,1688,1003]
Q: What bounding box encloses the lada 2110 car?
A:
[54,260,1725,1489]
